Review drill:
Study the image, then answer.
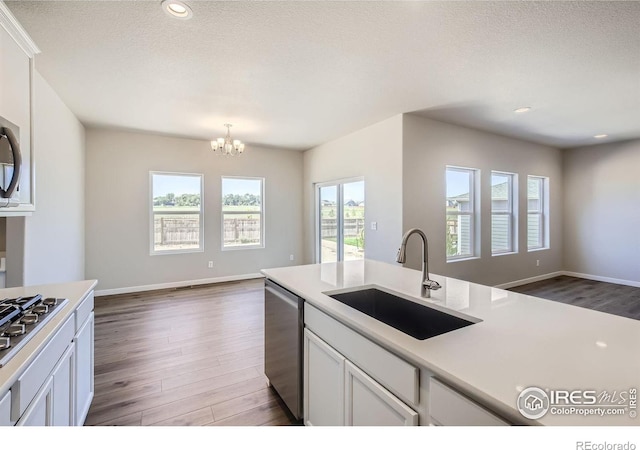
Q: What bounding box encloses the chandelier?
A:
[210,124,245,156]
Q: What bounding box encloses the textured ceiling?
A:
[6,1,640,150]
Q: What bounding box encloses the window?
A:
[316,178,365,263]
[491,171,516,255]
[150,172,203,254]
[222,177,264,249]
[446,167,477,260]
[528,176,548,250]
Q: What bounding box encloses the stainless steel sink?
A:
[325,287,478,340]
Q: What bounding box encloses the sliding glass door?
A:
[316,179,365,263]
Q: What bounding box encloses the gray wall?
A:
[563,139,640,283]
[0,217,5,252]
[302,115,403,264]
[6,72,85,287]
[85,128,303,292]
[402,114,564,286]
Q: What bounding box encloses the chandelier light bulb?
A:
[210,124,245,156]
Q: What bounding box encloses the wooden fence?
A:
[153,214,262,247]
[154,216,200,247]
[320,219,365,238]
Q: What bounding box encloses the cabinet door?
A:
[303,329,345,426]
[74,312,94,425]
[16,376,54,426]
[0,391,11,426]
[52,343,75,426]
[345,360,418,426]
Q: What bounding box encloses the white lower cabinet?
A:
[16,342,75,427]
[74,311,94,425]
[429,378,509,426]
[0,391,12,426]
[1,290,95,427]
[52,344,75,426]
[304,328,418,426]
[16,377,54,426]
[345,360,418,426]
[304,328,345,426]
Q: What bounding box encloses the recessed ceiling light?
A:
[162,0,193,20]
[594,134,608,139]
[595,341,607,348]
[513,107,532,114]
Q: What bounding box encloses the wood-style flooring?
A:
[508,275,640,321]
[85,279,297,426]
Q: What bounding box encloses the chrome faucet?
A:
[396,228,441,298]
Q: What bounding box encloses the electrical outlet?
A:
[208,261,213,268]
[289,254,294,261]
[371,222,377,230]
[536,260,540,267]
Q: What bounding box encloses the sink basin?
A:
[326,287,477,340]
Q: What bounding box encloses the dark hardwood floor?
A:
[508,275,640,320]
[85,279,296,426]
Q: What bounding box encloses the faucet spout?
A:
[396,228,441,298]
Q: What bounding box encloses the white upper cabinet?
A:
[0,2,40,215]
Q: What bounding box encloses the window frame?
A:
[221,176,265,251]
[314,176,365,263]
[491,171,517,256]
[527,175,549,251]
[149,171,204,256]
[446,166,478,262]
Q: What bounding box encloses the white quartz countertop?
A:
[261,260,640,426]
[0,280,98,393]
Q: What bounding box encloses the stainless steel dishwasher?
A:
[264,278,303,420]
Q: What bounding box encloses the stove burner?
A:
[5,323,26,336]
[31,304,49,315]
[20,314,39,325]
[43,298,58,307]
[0,295,69,368]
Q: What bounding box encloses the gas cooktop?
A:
[0,294,69,368]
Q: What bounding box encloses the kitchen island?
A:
[262,260,639,426]
[0,280,97,426]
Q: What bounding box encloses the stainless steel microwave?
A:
[0,116,21,208]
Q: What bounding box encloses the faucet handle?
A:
[423,280,441,291]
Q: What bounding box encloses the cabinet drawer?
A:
[305,303,419,407]
[75,293,94,333]
[0,391,11,426]
[429,378,509,426]
[12,314,74,420]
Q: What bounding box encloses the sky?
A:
[320,180,364,203]
[152,173,201,197]
[152,174,263,198]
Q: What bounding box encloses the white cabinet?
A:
[51,343,75,426]
[0,2,39,214]
[1,290,95,427]
[345,360,418,426]
[0,391,11,426]
[19,342,75,427]
[429,378,509,426]
[303,329,345,426]
[303,327,418,426]
[16,376,53,426]
[74,311,94,425]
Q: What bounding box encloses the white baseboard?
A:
[562,271,640,288]
[494,271,564,290]
[495,270,640,290]
[94,273,265,297]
